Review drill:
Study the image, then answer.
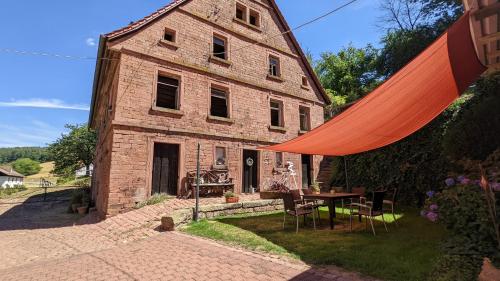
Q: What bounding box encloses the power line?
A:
[0,48,116,61]
[214,0,359,56]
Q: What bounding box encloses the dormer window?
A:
[236,3,247,21]
[163,28,176,43]
[249,10,260,27]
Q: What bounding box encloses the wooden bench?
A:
[184,169,234,198]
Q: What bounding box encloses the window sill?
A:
[207,115,235,124]
[232,17,263,32]
[298,130,310,135]
[158,40,179,50]
[267,74,284,83]
[268,125,287,133]
[301,85,310,90]
[151,106,184,116]
[209,55,232,67]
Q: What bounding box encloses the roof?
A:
[0,167,24,178]
[90,0,330,126]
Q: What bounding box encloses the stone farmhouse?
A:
[89,0,330,217]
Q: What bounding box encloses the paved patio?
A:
[0,191,377,280]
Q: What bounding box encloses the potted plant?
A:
[224,191,239,203]
[310,181,321,194]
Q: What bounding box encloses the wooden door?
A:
[301,154,312,188]
[242,150,259,193]
[151,143,179,196]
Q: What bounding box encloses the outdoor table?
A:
[303,193,360,230]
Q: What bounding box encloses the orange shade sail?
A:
[265,12,486,156]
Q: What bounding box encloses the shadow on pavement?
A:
[0,188,94,231]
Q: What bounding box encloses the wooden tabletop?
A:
[303,193,360,200]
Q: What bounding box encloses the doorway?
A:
[151,143,179,196]
[242,149,259,193]
[301,154,312,188]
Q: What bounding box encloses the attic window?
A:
[302,76,309,87]
[269,56,281,77]
[163,28,176,42]
[299,106,311,131]
[236,3,247,21]
[249,10,260,27]
[213,35,227,60]
[156,75,179,110]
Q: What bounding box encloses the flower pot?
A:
[71,204,80,213]
[312,191,320,195]
[225,197,239,204]
[77,206,88,215]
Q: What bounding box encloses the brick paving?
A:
[0,194,377,280]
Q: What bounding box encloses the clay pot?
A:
[71,204,80,213]
[77,206,88,215]
[225,197,239,204]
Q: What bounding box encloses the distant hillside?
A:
[0,147,51,164]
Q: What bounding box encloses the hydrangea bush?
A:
[422,175,499,281]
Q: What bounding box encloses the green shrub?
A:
[422,180,499,280]
[135,193,170,209]
[73,177,91,188]
[12,158,42,176]
[224,191,237,199]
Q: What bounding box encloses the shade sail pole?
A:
[344,156,350,193]
[194,143,200,222]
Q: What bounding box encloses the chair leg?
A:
[365,216,368,230]
[369,216,376,236]
[341,199,345,218]
[312,210,316,230]
[349,208,353,232]
[381,213,388,232]
[296,216,299,234]
[283,211,286,230]
[316,207,321,226]
[392,204,398,226]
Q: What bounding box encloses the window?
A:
[270,100,283,127]
[213,35,227,60]
[215,147,227,166]
[299,106,310,131]
[249,10,260,27]
[163,28,176,42]
[275,152,284,168]
[156,75,179,110]
[269,56,280,77]
[236,3,247,21]
[210,87,229,118]
[302,76,309,87]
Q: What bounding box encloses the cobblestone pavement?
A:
[0,193,377,280]
[0,232,377,281]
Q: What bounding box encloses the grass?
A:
[25,162,59,187]
[135,193,172,209]
[183,207,446,281]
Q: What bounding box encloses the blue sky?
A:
[0,0,384,148]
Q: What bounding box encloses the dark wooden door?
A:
[151,143,179,196]
[242,150,258,193]
[301,154,312,188]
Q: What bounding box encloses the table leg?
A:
[328,199,336,230]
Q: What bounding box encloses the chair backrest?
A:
[352,187,366,196]
[282,192,296,211]
[290,189,302,201]
[371,190,386,213]
[390,188,398,203]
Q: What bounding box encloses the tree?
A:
[48,124,97,177]
[315,44,380,116]
[12,158,42,176]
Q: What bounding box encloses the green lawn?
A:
[183,207,446,281]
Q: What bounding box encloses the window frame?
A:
[299,105,311,132]
[212,33,229,61]
[268,55,281,78]
[275,152,284,168]
[214,146,228,168]
[210,86,230,119]
[249,9,261,27]
[163,28,176,43]
[152,69,183,115]
[269,99,284,128]
[235,2,248,22]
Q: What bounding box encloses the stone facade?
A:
[90,0,329,217]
